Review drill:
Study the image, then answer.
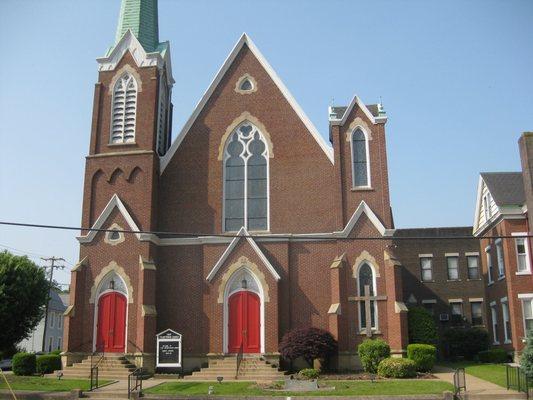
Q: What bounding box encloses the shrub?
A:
[520,330,533,376]
[408,307,438,345]
[442,327,489,360]
[50,350,62,356]
[377,358,417,378]
[358,338,391,373]
[36,354,62,374]
[298,368,319,380]
[477,349,508,364]
[279,327,338,368]
[407,344,436,372]
[12,352,36,376]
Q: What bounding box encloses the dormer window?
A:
[235,74,257,94]
[111,73,137,144]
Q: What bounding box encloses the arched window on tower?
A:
[358,263,377,331]
[351,128,369,187]
[223,122,268,232]
[156,76,171,156]
[111,73,137,144]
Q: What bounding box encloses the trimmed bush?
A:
[407,343,436,372]
[298,368,319,380]
[279,327,338,368]
[521,330,533,377]
[377,358,417,378]
[358,338,391,374]
[477,349,508,364]
[408,307,438,345]
[50,350,62,356]
[36,354,62,374]
[12,352,36,376]
[442,327,489,360]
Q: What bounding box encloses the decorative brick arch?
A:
[217,256,270,303]
[217,112,274,160]
[107,64,143,94]
[352,250,381,278]
[345,117,373,142]
[89,261,134,304]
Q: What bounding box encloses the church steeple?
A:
[115,0,159,53]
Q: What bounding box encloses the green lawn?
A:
[0,375,111,392]
[441,362,507,388]
[145,380,453,397]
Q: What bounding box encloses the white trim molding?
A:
[469,298,484,302]
[77,194,141,243]
[206,227,281,282]
[330,95,387,126]
[518,293,533,299]
[419,254,433,258]
[422,299,437,304]
[336,200,393,237]
[161,33,333,173]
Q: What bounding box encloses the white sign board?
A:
[156,329,182,368]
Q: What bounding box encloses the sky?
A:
[0,0,532,286]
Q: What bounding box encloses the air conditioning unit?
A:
[439,313,450,321]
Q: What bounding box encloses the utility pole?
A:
[41,256,65,352]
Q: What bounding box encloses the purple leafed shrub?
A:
[279,327,338,367]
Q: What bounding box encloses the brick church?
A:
[62,0,533,374]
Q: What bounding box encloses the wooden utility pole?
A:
[40,256,65,352]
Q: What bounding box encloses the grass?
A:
[440,361,507,388]
[0,375,111,392]
[145,380,454,397]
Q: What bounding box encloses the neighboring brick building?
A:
[62,0,531,373]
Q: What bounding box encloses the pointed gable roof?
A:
[77,194,141,243]
[329,95,387,126]
[337,201,394,237]
[480,172,525,207]
[160,33,334,173]
[206,227,281,282]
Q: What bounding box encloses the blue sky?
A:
[0,0,532,285]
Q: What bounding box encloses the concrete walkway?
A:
[433,365,525,399]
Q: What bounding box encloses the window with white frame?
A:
[351,128,369,187]
[420,257,433,282]
[450,301,463,324]
[502,300,512,343]
[48,336,53,353]
[223,122,268,231]
[471,302,483,326]
[447,256,459,280]
[496,239,505,278]
[110,73,137,144]
[483,193,492,222]
[486,246,494,284]
[56,337,62,351]
[358,263,377,331]
[521,297,533,336]
[490,304,499,344]
[515,236,531,273]
[467,255,480,279]
[57,313,62,329]
[49,312,54,328]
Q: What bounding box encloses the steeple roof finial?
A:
[115,0,159,53]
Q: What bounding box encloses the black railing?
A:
[453,368,466,399]
[90,364,99,391]
[89,345,104,391]
[507,365,532,399]
[235,342,244,379]
[128,368,143,399]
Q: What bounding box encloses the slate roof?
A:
[329,104,380,120]
[481,172,525,206]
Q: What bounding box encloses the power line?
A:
[0,220,531,241]
[0,243,75,266]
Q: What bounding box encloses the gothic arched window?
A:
[111,73,137,144]
[358,263,377,330]
[351,128,369,187]
[224,122,268,232]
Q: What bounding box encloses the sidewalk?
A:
[433,365,525,399]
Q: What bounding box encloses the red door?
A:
[228,291,260,353]
[96,292,127,353]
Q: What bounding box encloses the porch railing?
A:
[235,342,244,379]
[453,368,466,399]
[128,368,143,399]
[89,344,104,391]
[507,364,532,399]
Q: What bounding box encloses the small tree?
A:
[0,251,49,353]
[279,327,338,368]
[520,330,533,377]
[408,307,438,345]
[358,338,390,373]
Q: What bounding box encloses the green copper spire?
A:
[115,0,159,52]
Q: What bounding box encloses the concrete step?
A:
[83,391,129,400]
[464,392,527,400]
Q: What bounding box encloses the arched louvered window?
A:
[351,128,370,187]
[111,73,137,144]
[224,122,268,232]
[156,78,171,156]
[358,263,377,330]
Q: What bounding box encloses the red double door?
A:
[96,292,127,353]
[228,291,261,353]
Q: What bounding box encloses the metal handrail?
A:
[235,342,244,379]
[89,344,104,391]
[128,367,143,399]
[453,368,466,398]
[506,364,531,399]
